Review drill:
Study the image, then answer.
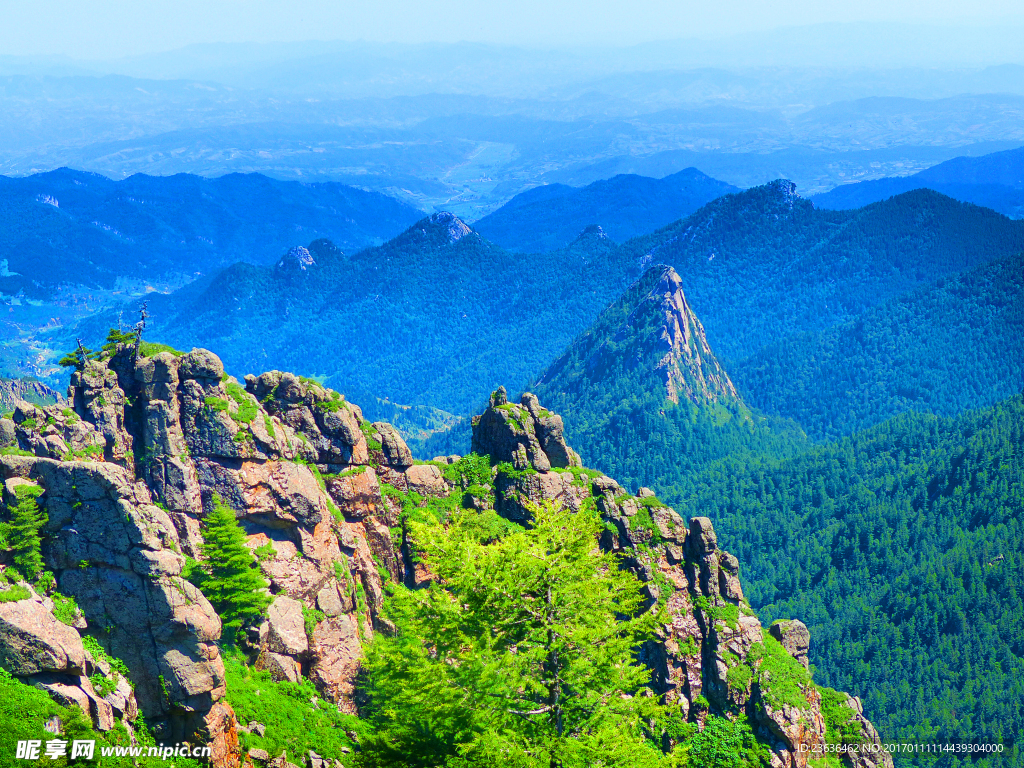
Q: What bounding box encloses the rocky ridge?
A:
[0,342,889,768]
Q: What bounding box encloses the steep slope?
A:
[0,339,891,767]
[732,251,1024,439]
[673,397,1024,765]
[473,168,739,252]
[93,214,637,415]
[811,144,1024,217]
[532,265,803,495]
[617,182,1024,361]
[0,168,422,294]
[0,377,61,412]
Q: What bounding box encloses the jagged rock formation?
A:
[470,389,893,768]
[0,342,889,768]
[0,345,453,765]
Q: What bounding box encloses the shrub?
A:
[51,592,80,625]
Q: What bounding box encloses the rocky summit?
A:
[0,340,890,768]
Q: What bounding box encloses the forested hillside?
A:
[473,167,738,252]
[87,180,1024,432]
[670,397,1024,766]
[532,264,807,491]
[732,251,1024,439]
[811,145,1024,217]
[124,216,637,414]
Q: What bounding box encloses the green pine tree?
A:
[9,485,46,581]
[357,499,678,768]
[195,495,271,628]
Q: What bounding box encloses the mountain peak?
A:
[575,224,609,241]
[539,264,743,410]
[642,266,741,405]
[276,245,315,271]
[428,211,472,243]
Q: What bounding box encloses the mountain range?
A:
[472,168,739,251]
[0,168,422,295]
[811,144,1024,218]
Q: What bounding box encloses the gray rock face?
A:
[372,422,413,468]
[1,453,225,743]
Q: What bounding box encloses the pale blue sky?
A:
[1,0,1022,59]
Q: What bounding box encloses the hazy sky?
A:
[1,0,1022,59]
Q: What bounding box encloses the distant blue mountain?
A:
[810,145,1024,217]
[0,168,422,294]
[473,168,739,252]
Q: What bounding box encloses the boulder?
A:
[316,582,344,618]
[263,597,308,657]
[178,349,225,383]
[372,423,413,468]
[404,464,445,496]
[0,417,16,447]
[0,598,86,675]
[255,652,301,684]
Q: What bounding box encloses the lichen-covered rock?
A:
[326,468,383,521]
[308,615,363,714]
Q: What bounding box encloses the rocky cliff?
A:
[0,341,890,768]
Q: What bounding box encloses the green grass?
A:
[226,383,257,425]
[358,420,383,451]
[748,635,813,712]
[0,667,199,767]
[817,686,863,746]
[138,341,184,358]
[221,646,358,764]
[0,446,34,457]
[0,583,31,602]
[204,396,228,413]
[50,592,79,625]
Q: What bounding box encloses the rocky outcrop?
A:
[1,343,437,760]
[472,390,892,768]
[470,387,580,473]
